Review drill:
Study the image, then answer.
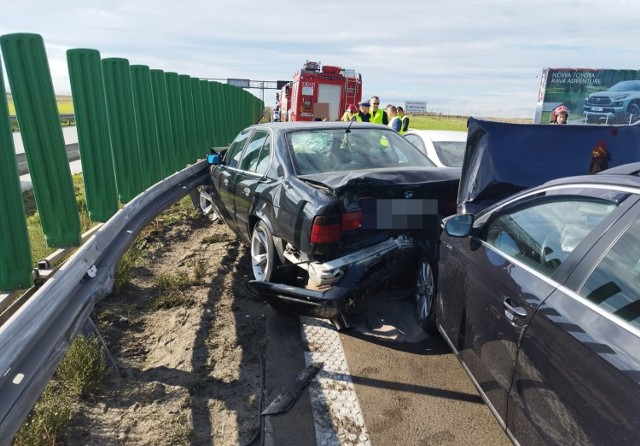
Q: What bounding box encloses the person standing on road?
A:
[397,106,410,134]
[369,96,388,125]
[354,100,371,122]
[386,105,402,132]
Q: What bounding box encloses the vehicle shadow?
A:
[340,293,451,355]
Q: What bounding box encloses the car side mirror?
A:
[207,153,221,165]
[444,214,474,237]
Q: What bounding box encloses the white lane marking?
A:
[300,316,371,446]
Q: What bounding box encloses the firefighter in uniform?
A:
[369,96,389,125]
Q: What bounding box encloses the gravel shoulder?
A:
[65,204,269,446]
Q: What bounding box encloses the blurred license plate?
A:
[592,107,604,112]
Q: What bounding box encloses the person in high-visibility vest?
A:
[354,100,371,122]
[369,96,388,125]
[386,105,402,132]
[397,106,410,134]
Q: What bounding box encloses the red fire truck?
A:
[277,61,362,122]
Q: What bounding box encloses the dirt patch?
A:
[64,206,269,446]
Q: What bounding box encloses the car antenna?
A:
[345,117,355,133]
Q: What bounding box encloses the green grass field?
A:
[6,94,74,115]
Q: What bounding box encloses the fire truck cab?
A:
[279,61,362,122]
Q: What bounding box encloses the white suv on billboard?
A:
[583,80,640,124]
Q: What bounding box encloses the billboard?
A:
[405,100,427,114]
[535,68,640,125]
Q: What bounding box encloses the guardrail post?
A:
[150,69,176,179]
[130,64,162,189]
[0,59,33,290]
[66,49,119,222]
[0,33,81,247]
[102,57,144,202]
[165,72,187,173]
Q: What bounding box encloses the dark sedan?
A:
[205,122,460,325]
[436,118,640,445]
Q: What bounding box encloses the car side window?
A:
[255,138,271,175]
[240,131,269,172]
[404,134,425,153]
[225,129,252,168]
[484,197,616,277]
[578,217,640,328]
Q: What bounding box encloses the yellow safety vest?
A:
[399,115,409,134]
[370,109,384,124]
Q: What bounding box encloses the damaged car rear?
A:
[205,122,460,328]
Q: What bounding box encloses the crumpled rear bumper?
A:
[249,237,419,319]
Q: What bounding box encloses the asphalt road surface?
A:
[265,295,512,446]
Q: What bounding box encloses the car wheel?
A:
[414,258,438,334]
[251,221,281,281]
[627,102,640,124]
[189,185,220,222]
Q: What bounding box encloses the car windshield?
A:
[609,81,640,92]
[433,141,466,167]
[286,128,436,175]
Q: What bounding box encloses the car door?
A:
[440,189,620,426]
[234,130,272,235]
[508,193,640,445]
[213,128,253,229]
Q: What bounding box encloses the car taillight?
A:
[311,215,341,244]
[341,209,362,231]
[310,210,363,244]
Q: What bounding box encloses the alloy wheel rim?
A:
[416,261,434,320]
[251,226,269,280]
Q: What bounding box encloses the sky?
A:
[2,0,640,119]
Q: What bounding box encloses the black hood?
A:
[459,118,640,213]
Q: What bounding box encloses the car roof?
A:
[404,129,467,142]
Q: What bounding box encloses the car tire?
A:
[189,185,220,223]
[414,258,438,334]
[250,221,281,282]
[626,102,640,124]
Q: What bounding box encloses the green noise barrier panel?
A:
[0,58,32,290]
[165,72,188,172]
[208,81,224,147]
[66,48,118,222]
[190,78,207,159]
[200,79,215,149]
[102,57,144,202]
[150,69,176,178]
[130,65,162,188]
[0,33,80,247]
[221,83,234,144]
[179,74,197,164]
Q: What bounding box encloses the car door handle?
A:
[503,297,527,319]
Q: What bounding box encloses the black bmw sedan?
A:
[204,121,460,326]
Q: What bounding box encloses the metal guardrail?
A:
[0,160,210,444]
